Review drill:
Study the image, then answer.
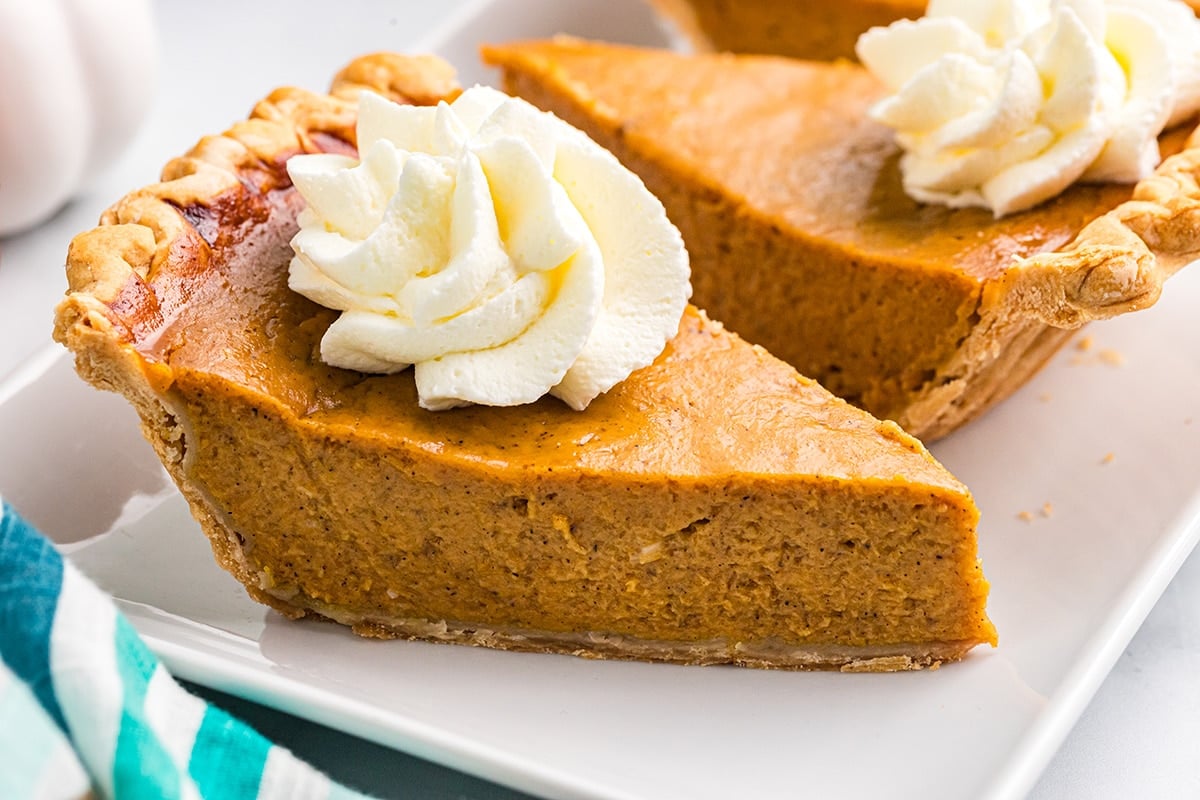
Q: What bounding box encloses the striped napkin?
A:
[0,497,371,800]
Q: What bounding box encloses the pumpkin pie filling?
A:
[55,53,996,670]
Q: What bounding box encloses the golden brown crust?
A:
[900,132,1200,438]
[57,52,456,328]
[330,52,461,106]
[1002,143,1200,326]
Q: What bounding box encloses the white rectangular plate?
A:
[4,1,1200,797]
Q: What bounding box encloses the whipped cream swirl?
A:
[287,88,690,410]
[856,0,1200,216]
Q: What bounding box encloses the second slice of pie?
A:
[483,37,1200,439]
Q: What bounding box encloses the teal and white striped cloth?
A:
[0,497,372,800]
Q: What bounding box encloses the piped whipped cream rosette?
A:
[856,0,1200,216]
[286,87,691,410]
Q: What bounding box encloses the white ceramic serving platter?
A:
[2,1,1199,797]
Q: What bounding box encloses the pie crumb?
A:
[1038,393,1052,403]
[1101,452,1115,465]
[1067,342,1125,368]
[1017,511,1034,523]
[1041,502,1054,518]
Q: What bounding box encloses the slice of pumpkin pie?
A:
[483,24,1200,439]
[54,53,994,671]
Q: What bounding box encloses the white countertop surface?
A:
[2,2,1197,797]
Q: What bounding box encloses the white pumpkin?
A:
[0,0,157,237]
